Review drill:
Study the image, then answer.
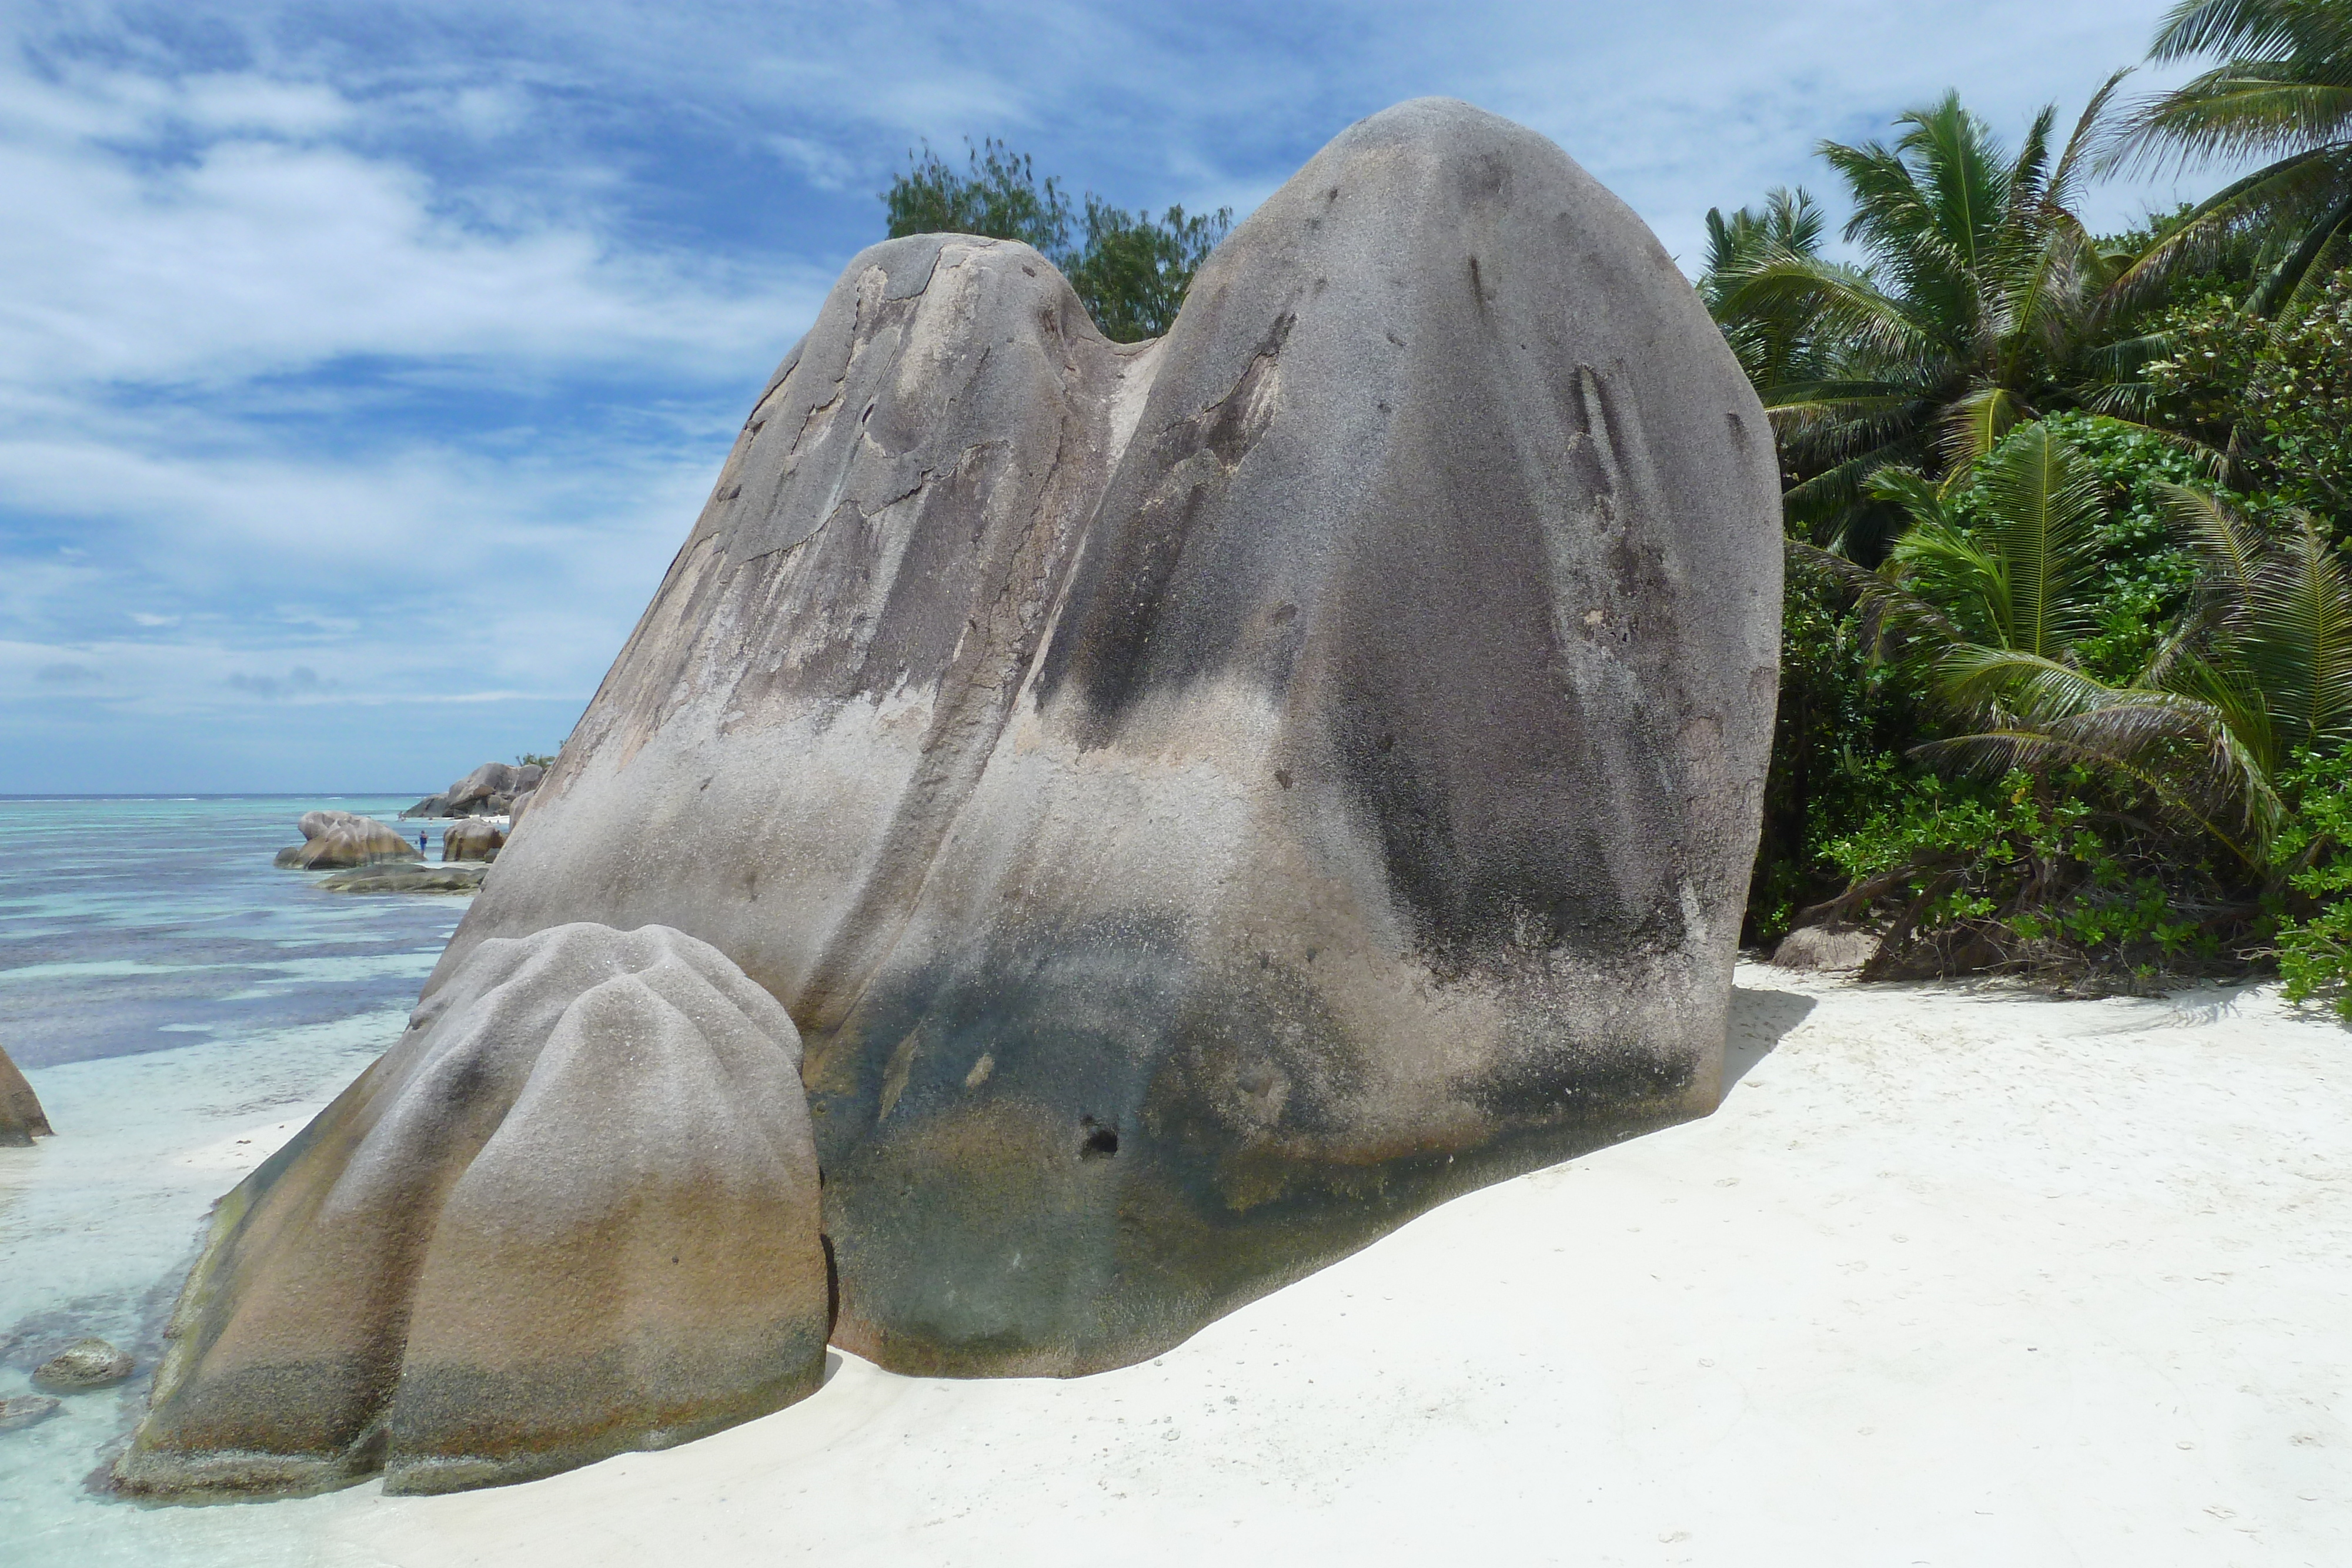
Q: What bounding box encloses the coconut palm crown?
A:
[1712,86,2129,559]
[2109,0,2352,315]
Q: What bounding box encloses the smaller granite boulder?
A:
[118,922,830,1498]
[400,794,455,820]
[0,1395,61,1432]
[505,788,536,824]
[1770,925,1879,972]
[443,821,505,862]
[275,817,423,870]
[1,1044,52,1146]
[34,1338,132,1390]
[297,810,365,841]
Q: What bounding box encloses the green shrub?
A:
[2273,750,2352,1017]
[1818,770,2229,981]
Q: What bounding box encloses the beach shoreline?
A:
[23,961,2333,1567]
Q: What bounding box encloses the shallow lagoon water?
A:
[0,796,465,1566]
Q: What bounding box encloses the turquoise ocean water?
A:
[0,795,466,1566]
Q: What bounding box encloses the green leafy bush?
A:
[2149,276,2352,524]
[2273,751,2352,1016]
[1819,770,2230,982]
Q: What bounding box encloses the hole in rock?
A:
[1080,1122,1120,1160]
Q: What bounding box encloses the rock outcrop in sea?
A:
[403,763,544,820]
[117,923,830,1497]
[128,96,1781,1489]
[0,1043,52,1146]
[273,814,421,871]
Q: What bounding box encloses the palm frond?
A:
[1970,423,2103,656]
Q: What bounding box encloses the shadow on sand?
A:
[1725,984,1816,1092]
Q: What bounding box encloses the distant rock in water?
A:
[319,863,486,895]
[443,820,505,862]
[0,1395,60,1432]
[273,815,421,870]
[0,1044,52,1146]
[33,1338,132,1390]
[117,923,830,1498]
[404,762,544,819]
[433,98,1782,1378]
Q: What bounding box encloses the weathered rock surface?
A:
[1770,924,1877,972]
[443,820,506,862]
[0,1042,52,1145]
[298,809,366,840]
[33,1338,132,1390]
[275,816,422,870]
[506,787,537,824]
[319,864,487,895]
[434,98,1780,1378]
[117,922,828,1497]
[0,1395,60,1432]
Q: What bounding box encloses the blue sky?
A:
[2,0,2216,793]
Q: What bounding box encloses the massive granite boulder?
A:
[0,1042,51,1145]
[435,98,1781,1379]
[117,923,830,1497]
[274,815,421,870]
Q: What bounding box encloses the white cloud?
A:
[0,0,2253,790]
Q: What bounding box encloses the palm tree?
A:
[1699,188,1832,393]
[2107,0,2352,315]
[1793,423,2338,866]
[1716,86,2127,556]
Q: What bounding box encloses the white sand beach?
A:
[248,962,2346,1567]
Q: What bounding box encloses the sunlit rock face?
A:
[117,923,829,1497]
[434,96,1782,1378]
[272,815,420,870]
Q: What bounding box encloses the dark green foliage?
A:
[2151,272,2352,516]
[1061,196,1231,342]
[884,139,1073,255]
[1818,770,2244,982]
[2275,750,2352,1012]
[1746,575,1925,944]
[881,140,1231,342]
[515,753,556,769]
